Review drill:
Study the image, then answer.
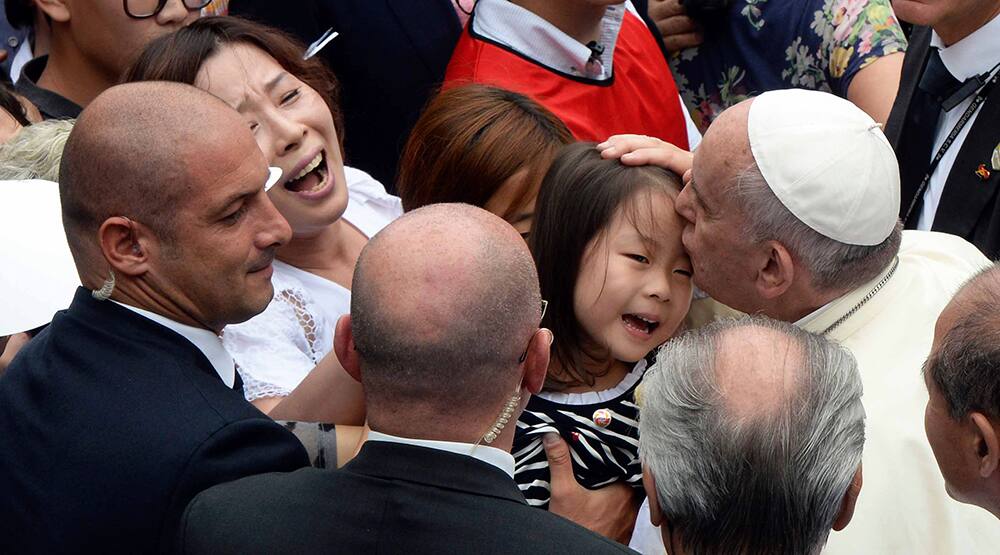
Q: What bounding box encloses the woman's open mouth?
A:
[284,151,330,196]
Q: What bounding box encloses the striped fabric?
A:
[512,357,649,508]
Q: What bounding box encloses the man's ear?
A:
[755,240,795,300]
[334,315,362,383]
[643,467,682,552]
[833,464,863,531]
[969,412,1000,479]
[521,328,552,395]
[34,0,71,23]
[98,217,150,278]
[642,466,663,527]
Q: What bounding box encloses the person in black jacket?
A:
[0,81,309,553]
[885,1,1000,259]
[177,203,636,554]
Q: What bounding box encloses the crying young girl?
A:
[516,142,694,507]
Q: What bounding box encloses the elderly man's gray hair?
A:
[639,316,865,555]
[0,119,74,182]
[926,263,1000,420]
[735,164,902,292]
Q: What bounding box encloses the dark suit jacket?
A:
[178,440,638,554]
[0,288,309,554]
[885,26,1000,259]
[229,0,463,191]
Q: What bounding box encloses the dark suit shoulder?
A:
[0,292,306,552]
[180,456,635,554]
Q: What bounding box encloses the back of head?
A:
[640,316,865,554]
[350,204,542,426]
[59,81,249,267]
[531,142,682,388]
[396,84,573,217]
[927,263,1000,420]
[0,119,74,182]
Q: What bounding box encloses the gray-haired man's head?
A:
[676,91,902,323]
[924,263,1000,519]
[639,316,865,555]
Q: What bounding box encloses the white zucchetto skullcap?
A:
[747,89,900,246]
[0,180,79,336]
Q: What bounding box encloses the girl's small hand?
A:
[597,135,694,176]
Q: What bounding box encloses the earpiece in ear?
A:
[132,244,142,255]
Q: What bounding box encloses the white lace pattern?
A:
[221,167,402,402]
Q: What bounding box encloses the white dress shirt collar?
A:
[367,430,516,478]
[472,0,638,80]
[931,12,1000,81]
[111,301,236,388]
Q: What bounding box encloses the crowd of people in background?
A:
[0,0,999,553]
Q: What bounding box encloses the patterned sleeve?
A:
[814,0,908,96]
[221,284,321,402]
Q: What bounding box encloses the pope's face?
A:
[673,113,763,313]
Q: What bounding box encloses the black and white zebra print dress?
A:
[512,357,648,508]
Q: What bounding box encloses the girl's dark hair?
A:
[122,16,344,148]
[397,84,573,218]
[1,82,30,128]
[529,142,682,390]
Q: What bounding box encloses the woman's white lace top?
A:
[222,167,402,401]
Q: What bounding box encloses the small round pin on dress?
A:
[592,409,612,428]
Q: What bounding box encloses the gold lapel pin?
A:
[976,164,991,181]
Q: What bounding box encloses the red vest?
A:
[445,11,690,150]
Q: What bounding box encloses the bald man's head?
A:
[640,316,865,554]
[350,203,542,421]
[59,81,265,269]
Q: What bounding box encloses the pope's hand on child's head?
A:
[597,134,693,177]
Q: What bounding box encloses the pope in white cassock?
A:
[613,89,997,554]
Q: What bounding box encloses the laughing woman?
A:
[125,17,401,424]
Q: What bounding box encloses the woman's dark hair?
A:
[122,16,344,147]
[397,84,573,220]
[1,82,30,128]
[529,142,682,390]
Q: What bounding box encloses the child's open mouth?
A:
[621,314,660,336]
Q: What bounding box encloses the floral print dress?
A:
[670,0,906,131]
